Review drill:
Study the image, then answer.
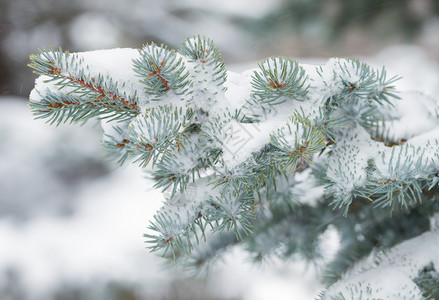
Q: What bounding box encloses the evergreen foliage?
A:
[29,35,439,298]
[29,49,140,123]
[414,262,439,299]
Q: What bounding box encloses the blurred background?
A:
[0,0,438,299]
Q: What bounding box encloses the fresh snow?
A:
[323,229,439,298]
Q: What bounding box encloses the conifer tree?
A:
[29,36,439,298]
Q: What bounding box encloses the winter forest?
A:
[2,0,439,299]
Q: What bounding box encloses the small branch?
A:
[148,62,170,91]
[47,64,140,112]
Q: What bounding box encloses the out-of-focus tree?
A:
[0,0,280,98]
[247,0,439,57]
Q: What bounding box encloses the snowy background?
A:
[1,0,439,299]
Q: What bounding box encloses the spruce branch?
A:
[413,262,439,299]
[271,116,326,174]
[208,191,255,241]
[126,105,194,168]
[29,48,140,123]
[101,124,133,165]
[315,58,397,110]
[369,66,401,105]
[251,57,308,105]
[151,148,199,196]
[29,36,439,297]
[180,35,227,89]
[145,201,207,258]
[30,91,96,125]
[366,146,429,211]
[133,43,191,99]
